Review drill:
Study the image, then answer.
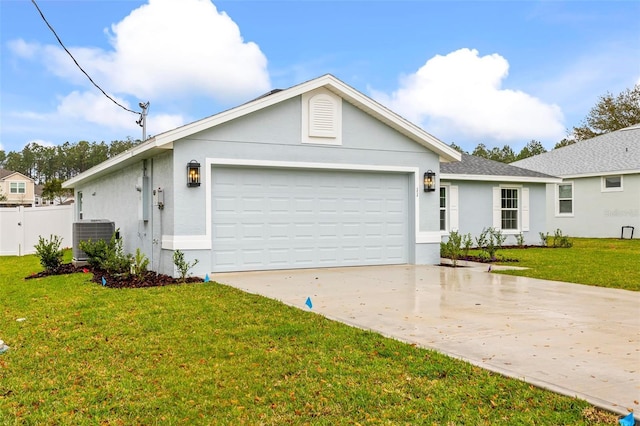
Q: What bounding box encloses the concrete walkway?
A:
[214,264,640,419]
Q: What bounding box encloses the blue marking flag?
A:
[619,412,635,426]
[101,276,106,286]
[305,297,313,309]
[204,274,210,283]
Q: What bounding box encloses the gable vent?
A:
[309,94,337,138]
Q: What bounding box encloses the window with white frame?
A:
[439,186,447,231]
[10,182,26,194]
[501,188,518,230]
[602,175,623,192]
[557,183,573,215]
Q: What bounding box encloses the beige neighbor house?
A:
[0,168,36,207]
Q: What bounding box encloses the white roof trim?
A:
[440,173,562,184]
[557,169,640,179]
[63,74,460,188]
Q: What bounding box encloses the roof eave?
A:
[441,173,562,183]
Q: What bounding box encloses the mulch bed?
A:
[25,264,204,288]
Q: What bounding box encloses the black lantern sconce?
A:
[187,160,201,187]
[423,170,436,192]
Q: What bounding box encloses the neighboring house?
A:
[512,125,640,239]
[440,153,561,246]
[34,184,74,207]
[63,74,461,277]
[0,168,36,207]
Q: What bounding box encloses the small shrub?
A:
[130,248,149,279]
[442,230,463,267]
[476,227,506,260]
[173,250,199,283]
[462,233,473,259]
[79,230,131,275]
[552,229,573,248]
[539,232,549,247]
[515,232,525,247]
[34,234,64,273]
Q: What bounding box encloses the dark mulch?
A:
[25,264,204,288]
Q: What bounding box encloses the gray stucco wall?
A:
[546,174,640,238]
[442,180,547,246]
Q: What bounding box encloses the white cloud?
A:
[5,0,270,146]
[373,48,566,145]
[105,0,270,101]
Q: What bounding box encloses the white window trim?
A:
[439,185,448,233]
[10,181,26,194]
[555,182,574,217]
[493,185,528,234]
[601,175,623,192]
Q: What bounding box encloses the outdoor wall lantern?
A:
[423,170,436,192]
[187,160,201,187]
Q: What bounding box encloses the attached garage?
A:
[211,166,411,272]
[64,75,461,277]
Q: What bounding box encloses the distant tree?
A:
[516,140,547,160]
[449,142,467,154]
[0,150,6,168]
[471,143,490,159]
[554,138,576,150]
[572,84,640,141]
[41,178,72,204]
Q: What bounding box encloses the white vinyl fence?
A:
[0,205,74,256]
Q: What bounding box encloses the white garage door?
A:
[211,167,410,272]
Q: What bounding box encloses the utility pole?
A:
[136,102,150,141]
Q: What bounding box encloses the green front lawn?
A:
[0,253,620,424]
[492,238,640,291]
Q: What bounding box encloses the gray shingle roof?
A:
[441,153,556,179]
[511,125,640,176]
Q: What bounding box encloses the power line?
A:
[30,0,138,115]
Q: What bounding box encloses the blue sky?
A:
[1,0,638,155]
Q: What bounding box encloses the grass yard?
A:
[0,252,621,425]
[492,238,640,291]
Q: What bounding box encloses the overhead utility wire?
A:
[30,0,138,115]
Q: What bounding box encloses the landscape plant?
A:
[551,228,573,248]
[462,232,473,259]
[515,232,525,247]
[79,230,131,275]
[539,232,549,247]
[173,249,199,282]
[130,248,149,279]
[33,234,64,273]
[441,230,463,266]
[475,227,507,260]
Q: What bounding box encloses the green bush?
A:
[441,230,463,266]
[552,229,573,248]
[476,227,507,260]
[173,250,198,282]
[78,231,131,275]
[34,234,64,273]
[130,248,149,279]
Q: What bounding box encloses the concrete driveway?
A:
[214,264,640,418]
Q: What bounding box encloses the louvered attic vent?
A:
[309,94,337,138]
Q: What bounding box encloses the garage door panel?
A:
[211,167,410,272]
